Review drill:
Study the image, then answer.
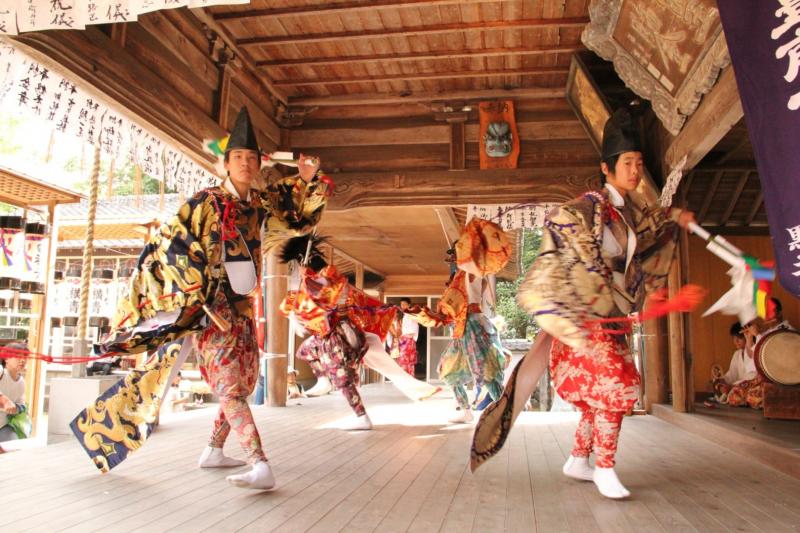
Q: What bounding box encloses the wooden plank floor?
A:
[2,384,800,533]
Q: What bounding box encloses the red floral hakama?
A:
[550,329,639,467]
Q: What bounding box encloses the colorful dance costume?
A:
[70,108,327,472]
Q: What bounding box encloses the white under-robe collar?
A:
[605,183,625,208]
[223,178,250,202]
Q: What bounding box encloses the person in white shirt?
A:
[712,322,763,408]
[0,343,28,442]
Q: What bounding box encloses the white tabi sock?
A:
[562,455,594,481]
[593,467,631,499]
[226,461,276,490]
[448,408,474,424]
[198,446,246,468]
[305,376,333,397]
[338,413,373,431]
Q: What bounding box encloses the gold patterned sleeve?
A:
[106,193,219,352]
[260,174,329,251]
[517,198,616,348]
[632,199,679,293]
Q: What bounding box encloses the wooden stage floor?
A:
[2,384,800,532]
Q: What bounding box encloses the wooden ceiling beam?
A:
[697,170,724,224]
[274,66,568,87]
[745,190,764,225]
[327,245,386,278]
[214,0,504,20]
[720,171,750,226]
[290,120,585,147]
[290,87,564,107]
[665,67,743,172]
[326,167,597,211]
[256,45,583,68]
[237,18,590,47]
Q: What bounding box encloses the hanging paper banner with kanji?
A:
[467,204,556,231]
[0,41,220,194]
[0,0,249,35]
[0,7,17,36]
[78,1,137,26]
[15,0,85,33]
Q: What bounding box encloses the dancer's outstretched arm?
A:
[361,333,441,401]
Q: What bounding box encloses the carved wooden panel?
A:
[566,54,612,154]
[582,0,730,135]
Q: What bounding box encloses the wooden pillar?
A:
[354,263,365,291]
[24,201,59,436]
[679,229,695,412]
[326,245,334,267]
[279,128,291,152]
[110,22,127,48]
[643,316,669,411]
[215,51,234,130]
[265,249,289,407]
[667,253,689,412]
[449,120,466,170]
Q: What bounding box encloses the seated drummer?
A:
[713,321,765,409]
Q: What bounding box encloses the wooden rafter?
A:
[274,66,568,87]
[713,134,750,165]
[326,167,597,211]
[678,170,695,206]
[720,171,750,226]
[256,45,582,68]
[745,190,764,225]
[698,171,724,224]
[289,87,564,106]
[214,0,505,20]
[188,7,287,104]
[237,18,590,47]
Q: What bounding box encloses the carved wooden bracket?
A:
[422,101,476,123]
[582,0,730,135]
[275,104,318,128]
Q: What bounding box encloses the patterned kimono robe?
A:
[282,265,397,416]
[435,271,507,409]
[471,184,680,470]
[71,175,327,472]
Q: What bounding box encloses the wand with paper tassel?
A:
[688,222,776,321]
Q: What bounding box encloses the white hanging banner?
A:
[71,93,103,145]
[0,6,18,35]
[0,42,24,104]
[1,39,220,193]
[136,129,165,181]
[6,0,250,33]
[99,111,129,158]
[77,0,137,26]
[130,0,188,15]
[16,0,85,33]
[466,203,556,231]
[163,144,183,191]
[187,0,249,7]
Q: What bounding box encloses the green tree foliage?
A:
[0,115,23,156]
[495,228,543,340]
[71,158,163,196]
